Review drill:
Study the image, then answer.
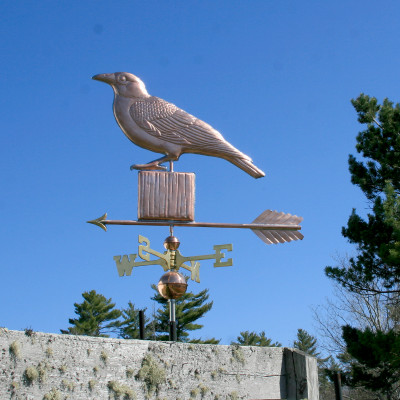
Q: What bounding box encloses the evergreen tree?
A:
[151,283,219,343]
[61,290,121,337]
[341,326,400,398]
[324,94,400,397]
[325,94,400,293]
[383,183,400,273]
[231,330,281,347]
[118,302,152,339]
[293,329,319,356]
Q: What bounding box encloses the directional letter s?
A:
[138,235,151,261]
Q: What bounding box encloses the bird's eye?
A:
[119,75,127,82]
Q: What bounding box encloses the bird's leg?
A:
[130,155,177,171]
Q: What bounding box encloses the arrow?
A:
[87,210,303,245]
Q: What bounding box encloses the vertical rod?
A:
[169,299,176,321]
[333,372,343,400]
[139,310,145,340]
[169,299,177,341]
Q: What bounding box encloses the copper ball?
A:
[157,271,187,300]
[164,236,180,250]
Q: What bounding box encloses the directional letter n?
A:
[113,254,137,277]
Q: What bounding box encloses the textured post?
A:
[284,348,319,399]
[138,171,195,221]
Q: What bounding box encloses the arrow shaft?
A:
[101,220,301,231]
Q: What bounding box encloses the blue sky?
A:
[1,1,400,348]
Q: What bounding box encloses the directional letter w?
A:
[113,254,137,277]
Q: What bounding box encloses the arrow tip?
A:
[87,213,108,231]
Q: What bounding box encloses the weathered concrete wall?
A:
[0,329,318,399]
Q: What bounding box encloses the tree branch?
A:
[373,117,383,129]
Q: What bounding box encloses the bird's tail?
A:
[230,157,265,178]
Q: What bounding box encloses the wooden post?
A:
[138,310,145,340]
[333,372,343,400]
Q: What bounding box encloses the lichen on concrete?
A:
[198,383,210,397]
[0,329,317,399]
[228,391,240,400]
[100,349,108,364]
[190,387,200,399]
[45,346,53,358]
[43,387,62,400]
[231,346,245,365]
[9,340,21,361]
[108,380,136,399]
[61,378,75,391]
[58,364,67,374]
[137,354,166,396]
[88,379,97,391]
[24,366,39,384]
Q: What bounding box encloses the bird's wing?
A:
[130,97,242,156]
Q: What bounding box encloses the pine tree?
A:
[324,94,400,398]
[231,331,281,347]
[118,302,151,339]
[341,326,400,397]
[150,283,219,343]
[293,329,319,356]
[61,290,121,337]
[325,94,400,293]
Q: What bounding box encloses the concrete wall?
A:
[0,329,318,399]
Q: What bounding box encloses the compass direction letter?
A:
[180,261,201,283]
[113,236,233,282]
[213,244,233,267]
[114,254,137,276]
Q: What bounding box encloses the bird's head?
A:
[92,72,150,98]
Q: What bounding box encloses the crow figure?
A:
[93,72,265,178]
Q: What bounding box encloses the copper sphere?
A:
[157,271,187,300]
[164,236,180,250]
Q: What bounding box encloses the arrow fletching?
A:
[251,210,304,245]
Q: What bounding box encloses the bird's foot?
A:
[130,163,167,171]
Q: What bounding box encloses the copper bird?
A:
[92,72,265,178]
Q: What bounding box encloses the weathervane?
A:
[114,234,232,284]
[89,72,304,340]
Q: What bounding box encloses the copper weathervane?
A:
[88,72,303,341]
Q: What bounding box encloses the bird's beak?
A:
[92,73,116,84]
